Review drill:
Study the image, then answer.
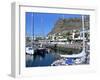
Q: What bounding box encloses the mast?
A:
[40,14,44,47]
[31,13,33,48]
[41,16,45,38]
[82,15,85,52]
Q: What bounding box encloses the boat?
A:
[60,50,86,58]
[34,47,48,54]
[26,47,34,55]
[60,15,87,64]
[26,13,34,55]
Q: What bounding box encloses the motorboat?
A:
[26,47,34,55]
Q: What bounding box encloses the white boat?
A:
[60,15,87,63]
[26,47,34,55]
[60,50,86,58]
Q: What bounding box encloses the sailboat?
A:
[26,13,34,55]
[60,15,86,64]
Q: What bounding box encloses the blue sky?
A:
[26,12,81,37]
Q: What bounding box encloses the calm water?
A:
[26,49,60,67]
[25,48,84,67]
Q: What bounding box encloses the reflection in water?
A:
[26,49,59,67]
[26,48,83,67]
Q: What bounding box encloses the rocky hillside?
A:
[48,16,89,35]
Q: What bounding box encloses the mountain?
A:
[48,16,89,35]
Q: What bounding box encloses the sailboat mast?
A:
[82,15,85,51]
[41,16,45,38]
[31,13,33,47]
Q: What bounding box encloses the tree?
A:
[66,32,72,42]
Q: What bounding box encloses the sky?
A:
[25,12,82,37]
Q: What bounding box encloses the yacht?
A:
[60,15,87,65]
[26,47,34,55]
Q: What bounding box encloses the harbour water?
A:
[26,48,89,67]
[26,49,60,67]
